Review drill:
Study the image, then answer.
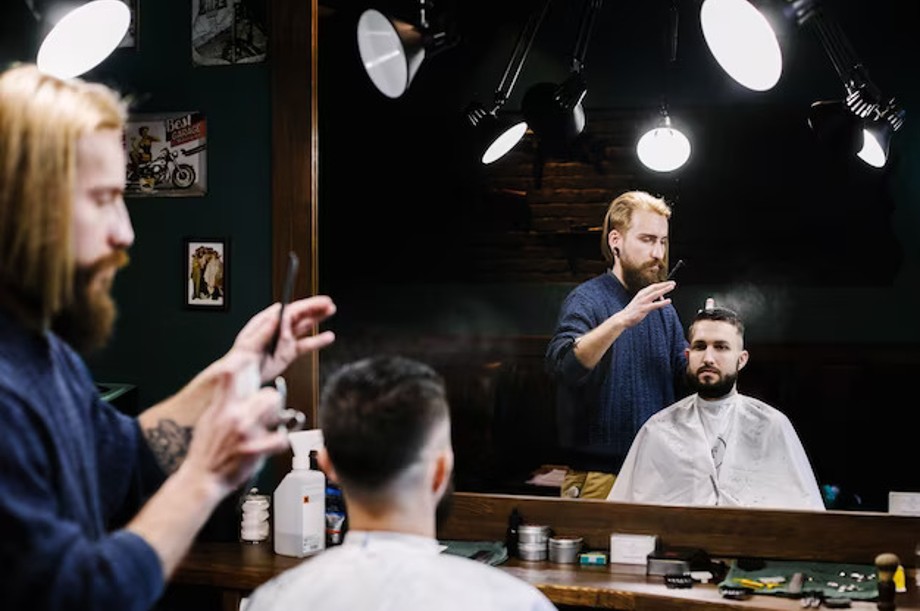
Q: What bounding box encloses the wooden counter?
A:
[174,493,920,610]
[174,541,920,611]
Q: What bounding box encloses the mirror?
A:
[311,1,920,513]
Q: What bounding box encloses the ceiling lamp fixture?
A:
[637,0,691,173]
[699,0,784,91]
[28,0,131,79]
[803,2,905,168]
[521,0,603,153]
[464,0,552,165]
[356,0,457,99]
[637,110,691,173]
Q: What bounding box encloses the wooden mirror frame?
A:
[268,0,920,567]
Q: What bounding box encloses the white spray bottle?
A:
[273,429,326,557]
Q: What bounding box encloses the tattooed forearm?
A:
[143,418,193,474]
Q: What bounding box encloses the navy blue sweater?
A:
[545,272,688,471]
[0,309,166,611]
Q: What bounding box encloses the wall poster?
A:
[191,0,267,66]
[125,112,207,197]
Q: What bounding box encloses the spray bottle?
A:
[273,429,326,557]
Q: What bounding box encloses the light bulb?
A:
[637,121,691,172]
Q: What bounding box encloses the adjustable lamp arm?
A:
[551,0,603,112]
[570,0,603,73]
[492,0,553,110]
[800,0,905,131]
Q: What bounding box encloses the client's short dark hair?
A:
[689,305,745,338]
[319,355,449,492]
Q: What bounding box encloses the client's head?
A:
[318,355,454,516]
[685,304,748,400]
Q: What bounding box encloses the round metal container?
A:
[548,535,583,564]
[518,541,548,561]
[518,523,551,544]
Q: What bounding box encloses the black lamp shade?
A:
[521,79,587,153]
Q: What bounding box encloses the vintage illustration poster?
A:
[125,112,207,197]
[191,0,267,66]
[185,238,229,310]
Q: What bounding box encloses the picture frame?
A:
[125,111,208,197]
[184,238,229,311]
[192,0,268,66]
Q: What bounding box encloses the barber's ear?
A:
[608,231,621,257]
[737,350,749,371]
[316,447,340,484]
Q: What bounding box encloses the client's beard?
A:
[687,369,738,400]
[52,250,129,355]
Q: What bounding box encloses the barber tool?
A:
[787,572,805,597]
[720,585,753,600]
[274,376,306,432]
[875,552,900,611]
[266,251,299,358]
[666,259,685,281]
[664,573,694,589]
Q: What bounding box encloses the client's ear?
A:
[317,447,340,484]
[431,447,454,497]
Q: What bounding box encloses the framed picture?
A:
[117,0,139,49]
[125,112,208,197]
[192,0,268,66]
[185,238,229,311]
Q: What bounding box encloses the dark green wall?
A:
[78,3,273,408]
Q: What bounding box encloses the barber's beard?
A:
[621,255,666,291]
[52,250,129,355]
[687,368,739,400]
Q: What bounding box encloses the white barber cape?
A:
[606,391,825,510]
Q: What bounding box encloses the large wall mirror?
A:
[307,0,920,514]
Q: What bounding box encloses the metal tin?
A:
[518,541,548,561]
[518,523,551,544]
[549,535,583,564]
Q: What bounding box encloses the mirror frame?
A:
[269,1,920,563]
[269,0,319,427]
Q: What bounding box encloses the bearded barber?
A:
[545,190,688,499]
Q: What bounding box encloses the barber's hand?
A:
[180,352,291,497]
[232,295,337,382]
[614,281,676,328]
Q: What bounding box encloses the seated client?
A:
[245,356,557,611]
[607,302,825,510]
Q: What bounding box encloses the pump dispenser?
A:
[273,429,326,557]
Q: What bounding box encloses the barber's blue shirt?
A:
[545,272,688,471]
[0,308,166,611]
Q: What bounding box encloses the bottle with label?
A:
[273,429,326,557]
[325,483,348,547]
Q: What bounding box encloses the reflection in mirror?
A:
[316,0,920,513]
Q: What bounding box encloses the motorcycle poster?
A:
[125,112,208,197]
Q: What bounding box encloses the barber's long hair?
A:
[0,64,127,328]
[600,190,672,266]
